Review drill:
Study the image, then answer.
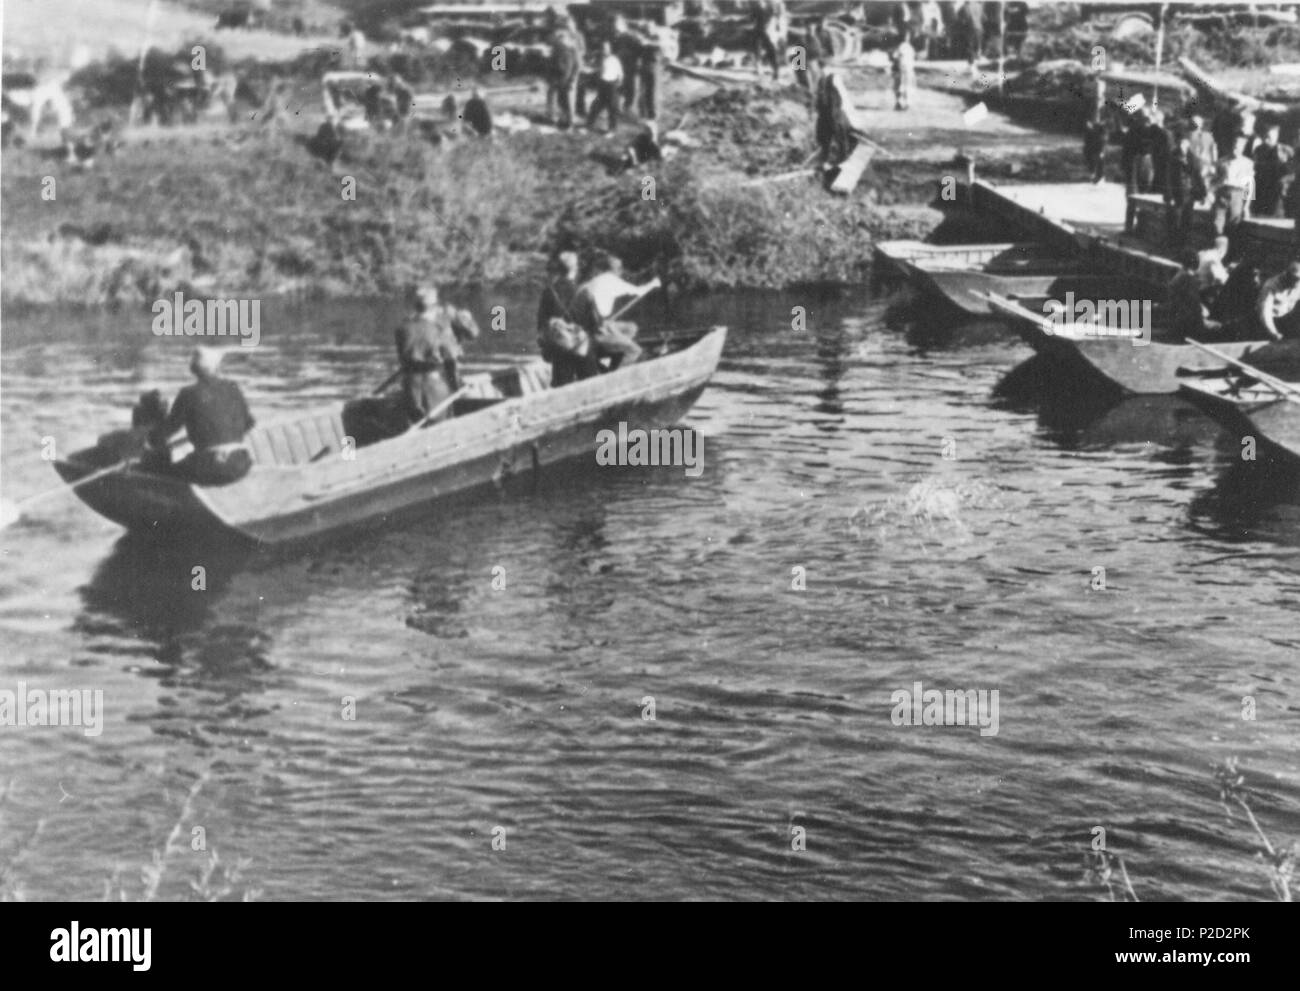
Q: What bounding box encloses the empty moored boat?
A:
[1180,377,1300,465]
[873,239,1157,316]
[984,293,1267,395]
[54,328,727,545]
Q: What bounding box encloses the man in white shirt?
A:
[1256,261,1300,340]
[1213,134,1254,238]
[891,32,916,112]
[572,252,659,370]
[1196,236,1231,293]
[586,41,624,132]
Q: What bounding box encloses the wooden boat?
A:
[54,328,727,545]
[872,240,1030,279]
[984,293,1267,395]
[1180,377,1300,465]
[874,240,1157,317]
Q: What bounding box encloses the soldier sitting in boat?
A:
[149,346,255,485]
[87,390,170,469]
[570,252,656,372]
[537,251,601,386]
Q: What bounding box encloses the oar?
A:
[1185,338,1300,402]
[411,385,470,430]
[608,278,662,322]
[0,457,134,529]
[372,369,402,395]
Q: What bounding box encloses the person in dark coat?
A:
[150,347,255,485]
[1083,117,1107,184]
[462,89,492,137]
[1144,110,1173,197]
[1165,127,1208,246]
[1252,123,1293,218]
[636,38,661,120]
[394,286,480,424]
[537,252,600,386]
[1120,110,1151,195]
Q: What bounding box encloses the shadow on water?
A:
[72,446,723,660]
[994,353,1124,433]
[812,322,850,418]
[880,294,1013,353]
[1188,456,1300,550]
[992,356,1228,471]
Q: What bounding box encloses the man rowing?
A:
[149,346,255,484]
[395,285,480,424]
[570,252,658,372]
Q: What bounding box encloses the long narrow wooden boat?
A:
[876,239,1161,317]
[985,293,1267,395]
[1180,378,1300,465]
[54,328,727,545]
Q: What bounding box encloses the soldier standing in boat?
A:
[395,285,480,425]
[149,346,255,485]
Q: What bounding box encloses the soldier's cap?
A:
[405,283,439,310]
[190,346,223,377]
[548,251,579,275]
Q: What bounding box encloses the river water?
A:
[1,286,1297,901]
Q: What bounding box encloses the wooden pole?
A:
[1185,339,1300,402]
[1153,3,1167,109]
[997,2,1006,96]
[129,0,160,127]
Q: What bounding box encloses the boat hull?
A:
[55,329,727,545]
[1180,381,1300,464]
[910,267,1155,316]
[987,293,1266,394]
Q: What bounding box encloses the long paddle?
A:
[1184,338,1300,402]
[1,457,136,529]
[411,385,470,430]
[372,368,402,395]
[608,278,662,322]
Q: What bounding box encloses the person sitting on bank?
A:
[395,285,480,425]
[149,346,255,485]
[537,251,600,386]
[571,252,657,372]
[1256,260,1300,341]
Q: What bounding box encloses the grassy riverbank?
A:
[0,78,963,308]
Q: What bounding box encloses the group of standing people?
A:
[544,9,664,132]
[1095,99,1296,247]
